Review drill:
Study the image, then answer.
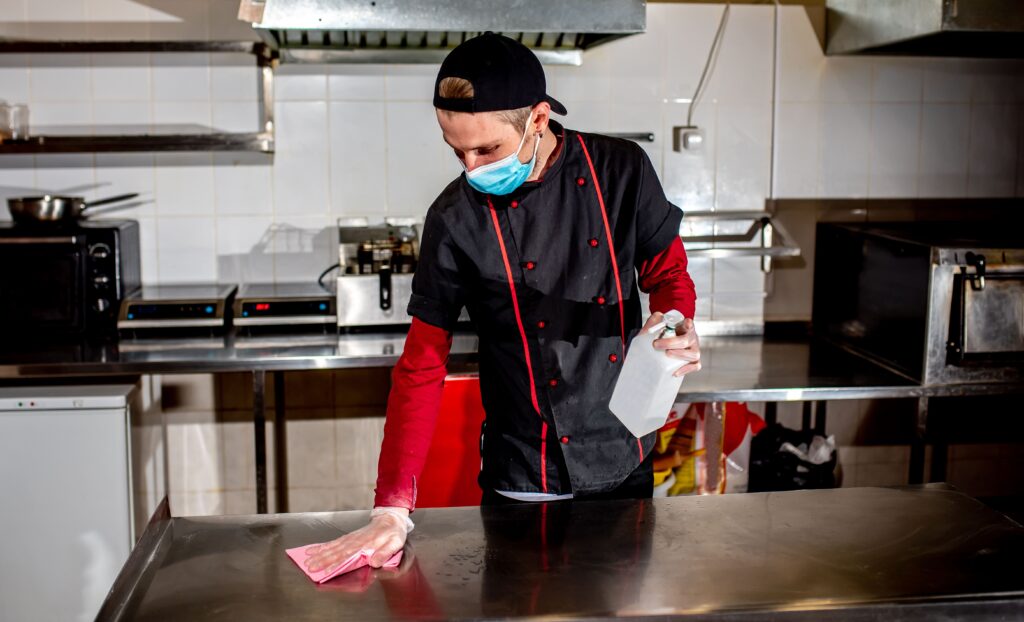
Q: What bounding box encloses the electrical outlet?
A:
[672,126,704,153]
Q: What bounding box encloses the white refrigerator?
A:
[0,383,167,622]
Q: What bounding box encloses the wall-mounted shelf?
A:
[0,40,276,155]
[682,210,801,272]
[605,132,656,142]
[0,131,273,154]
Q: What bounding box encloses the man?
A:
[307,32,699,573]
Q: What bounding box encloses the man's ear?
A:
[532,102,552,134]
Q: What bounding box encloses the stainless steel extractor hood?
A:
[826,0,1024,58]
[239,0,646,65]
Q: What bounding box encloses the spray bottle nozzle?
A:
[645,310,686,338]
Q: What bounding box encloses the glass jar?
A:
[0,101,11,143]
[9,104,29,141]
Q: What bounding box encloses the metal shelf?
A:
[0,39,272,57]
[0,40,276,155]
[0,132,274,154]
[681,210,802,271]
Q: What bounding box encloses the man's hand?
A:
[304,508,411,572]
[643,312,702,377]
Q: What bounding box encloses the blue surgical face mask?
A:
[462,112,541,196]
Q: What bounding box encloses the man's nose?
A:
[462,154,479,171]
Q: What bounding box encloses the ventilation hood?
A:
[826,0,1024,58]
[238,0,646,65]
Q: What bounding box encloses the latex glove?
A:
[304,507,413,573]
[645,312,702,377]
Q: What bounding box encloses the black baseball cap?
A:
[433,32,567,116]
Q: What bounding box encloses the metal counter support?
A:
[253,370,268,514]
[251,370,290,514]
[274,372,289,514]
[909,397,929,486]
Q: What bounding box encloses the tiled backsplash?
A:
[2,4,1019,324]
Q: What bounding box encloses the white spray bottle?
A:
[609,310,686,438]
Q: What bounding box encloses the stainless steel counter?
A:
[4,331,1023,515]
[1,331,1012,401]
[99,486,1024,621]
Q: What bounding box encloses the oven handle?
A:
[0,236,79,245]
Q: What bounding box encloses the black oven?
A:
[0,220,141,339]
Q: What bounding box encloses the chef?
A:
[307,32,699,573]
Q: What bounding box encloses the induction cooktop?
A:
[233,283,337,335]
[117,284,238,334]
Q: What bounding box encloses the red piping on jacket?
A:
[576,135,645,463]
[487,197,549,493]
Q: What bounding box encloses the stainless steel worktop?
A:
[99,486,1024,621]
[2,331,1019,402]
[7,330,1020,515]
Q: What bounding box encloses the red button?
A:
[525,261,536,270]
[549,379,559,387]
[560,436,570,444]
[609,354,618,363]
[596,296,606,305]
[537,320,546,329]
[589,238,599,247]
[510,200,519,209]
[576,177,586,186]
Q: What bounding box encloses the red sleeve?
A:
[373,317,452,511]
[637,236,697,319]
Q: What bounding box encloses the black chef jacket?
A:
[408,120,684,496]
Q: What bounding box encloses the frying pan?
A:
[7,193,139,225]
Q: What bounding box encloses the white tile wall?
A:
[967,103,1019,197]
[820,103,871,196]
[92,52,150,101]
[919,104,971,197]
[868,103,921,197]
[776,5,1023,204]
[0,3,1021,314]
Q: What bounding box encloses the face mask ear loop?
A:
[514,109,535,157]
[524,129,542,178]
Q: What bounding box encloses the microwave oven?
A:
[0,220,141,339]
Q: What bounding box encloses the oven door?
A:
[0,234,88,336]
[947,268,1024,366]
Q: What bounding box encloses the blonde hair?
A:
[438,76,533,134]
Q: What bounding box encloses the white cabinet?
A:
[0,384,167,622]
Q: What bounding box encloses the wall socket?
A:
[672,126,704,152]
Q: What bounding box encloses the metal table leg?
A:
[273,371,289,513]
[705,401,725,493]
[813,401,828,436]
[908,397,928,485]
[764,402,777,426]
[253,369,268,514]
[929,401,948,483]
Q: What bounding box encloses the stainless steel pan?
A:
[7,193,139,224]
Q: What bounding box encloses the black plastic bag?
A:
[748,423,837,492]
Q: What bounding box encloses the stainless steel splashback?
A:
[239,0,646,65]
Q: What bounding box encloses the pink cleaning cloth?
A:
[286,544,403,584]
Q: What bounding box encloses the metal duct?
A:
[239,0,646,65]
[826,0,1024,58]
